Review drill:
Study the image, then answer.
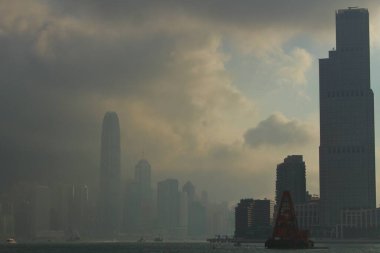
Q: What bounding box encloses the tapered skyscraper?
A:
[319,8,375,227]
[98,112,121,236]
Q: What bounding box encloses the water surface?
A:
[1,242,380,253]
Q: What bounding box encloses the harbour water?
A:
[1,242,380,253]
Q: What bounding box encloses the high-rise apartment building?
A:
[276,155,306,206]
[234,199,273,239]
[98,112,121,236]
[252,199,274,227]
[234,199,253,239]
[319,8,376,227]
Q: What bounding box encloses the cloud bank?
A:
[1,0,378,201]
[244,113,314,148]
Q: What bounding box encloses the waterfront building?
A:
[234,198,273,239]
[252,199,274,227]
[294,198,319,233]
[234,199,254,239]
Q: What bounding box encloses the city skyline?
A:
[3,1,380,204]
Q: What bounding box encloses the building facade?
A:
[294,199,319,233]
[319,8,376,227]
[327,208,380,238]
[234,199,273,239]
[234,199,254,239]
[252,199,274,227]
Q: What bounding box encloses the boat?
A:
[6,238,16,244]
[265,191,314,249]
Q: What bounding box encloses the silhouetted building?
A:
[252,199,274,227]
[157,179,179,235]
[276,155,306,206]
[98,112,122,237]
[234,199,253,239]
[319,8,376,227]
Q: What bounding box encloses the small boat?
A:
[6,238,16,244]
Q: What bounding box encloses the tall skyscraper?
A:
[276,155,306,206]
[98,112,121,237]
[319,8,375,227]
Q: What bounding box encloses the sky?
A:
[2,0,380,204]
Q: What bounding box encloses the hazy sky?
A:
[2,0,380,203]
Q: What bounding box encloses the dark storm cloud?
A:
[52,0,374,31]
[244,114,313,148]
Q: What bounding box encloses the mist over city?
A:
[2,0,380,249]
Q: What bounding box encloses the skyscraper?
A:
[319,8,375,227]
[98,112,121,237]
[276,155,306,206]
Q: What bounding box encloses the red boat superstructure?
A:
[265,191,313,249]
